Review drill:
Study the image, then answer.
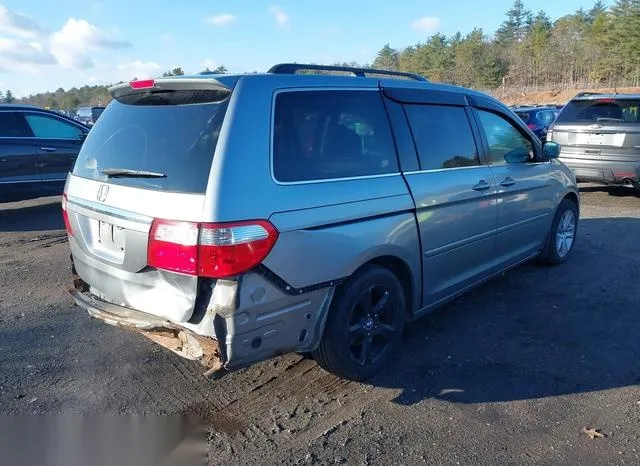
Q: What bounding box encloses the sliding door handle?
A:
[500,177,516,187]
[472,180,491,191]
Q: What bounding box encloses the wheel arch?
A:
[352,254,419,318]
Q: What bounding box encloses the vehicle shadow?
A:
[0,197,64,233]
[579,184,640,198]
[372,216,640,405]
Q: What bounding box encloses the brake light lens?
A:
[527,123,537,130]
[129,79,155,89]
[547,125,555,141]
[147,219,278,278]
[61,193,73,236]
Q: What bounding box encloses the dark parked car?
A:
[549,92,640,189]
[0,104,89,202]
[74,106,106,126]
[514,106,559,142]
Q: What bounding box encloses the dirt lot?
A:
[497,87,640,107]
[1,188,639,465]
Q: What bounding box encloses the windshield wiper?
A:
[101,168,167,178]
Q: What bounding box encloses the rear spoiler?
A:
[109,78,231,100]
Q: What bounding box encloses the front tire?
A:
[540,198,578,265]
[312,265,406,381]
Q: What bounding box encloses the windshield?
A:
[72,91,230,193]
[555,99,640,125]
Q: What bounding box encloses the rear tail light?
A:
[527,123,537,130]
[147,219,278,278]
[61,193,73,236]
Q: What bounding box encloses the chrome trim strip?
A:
[273,172,402,186]
[0,178,66,184]
[66,195,153,224]
[403,165,489,175]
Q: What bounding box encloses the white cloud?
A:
[200,58,217,71]
[0,37,57,69]
[412,16,441,33]
[269,6,289,28]
[204,13,236,27]
[115,60,163,81]
[0,5,48,39]
[50,18,131,69]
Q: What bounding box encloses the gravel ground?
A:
[0,186,639,465]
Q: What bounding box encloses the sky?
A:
[0,0,608,97]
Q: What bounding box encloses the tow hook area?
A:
[140,328,227,379]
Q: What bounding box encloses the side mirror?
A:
[543,141,560,159]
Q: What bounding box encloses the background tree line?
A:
[371,0,640,91]
[13,0,640,108]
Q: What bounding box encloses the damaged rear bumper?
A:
[69,289,226,378]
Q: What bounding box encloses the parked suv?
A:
[74,106,106,127]
[1,104,89,202]
[65,64,579,381]
[549,92,640,188]
[513,106,559,142]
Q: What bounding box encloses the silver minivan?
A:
[64,64,579,381]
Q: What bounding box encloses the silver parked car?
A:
[549,92,640,189]
[64,64,579,381]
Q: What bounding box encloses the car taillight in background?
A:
[147,219,279,278]
[61,193,73,237]
[547,125,555,141]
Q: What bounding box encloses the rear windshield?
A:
[515,112,530,123]
[556,99,640,125]
[72,90,229,193]
[91,107,105,120]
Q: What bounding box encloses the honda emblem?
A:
[97,184,109,202]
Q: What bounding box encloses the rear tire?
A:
[312,265,406,381]
[540,198,578,265]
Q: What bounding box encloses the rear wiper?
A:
[101,168,167,178]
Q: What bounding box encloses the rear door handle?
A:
[472,180,491,191]
[39,147,57,152]
[500,177,516,187]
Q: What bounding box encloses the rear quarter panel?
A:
[264,186,421,312]
[209,78,422,311]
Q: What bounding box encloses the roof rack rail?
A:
[267,63,428,82]
[574,91,606,98]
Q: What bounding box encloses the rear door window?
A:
[537,110,556,125]
[555,99,640,125]
[273,90,398,182]
[72,90,230,193]
[404,104,480,170]
[0,112,33,137]
[25,114,84,139]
